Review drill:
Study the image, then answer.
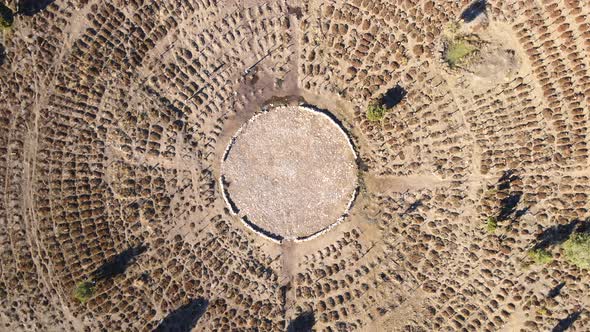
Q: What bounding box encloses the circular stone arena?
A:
[221,106,358,241]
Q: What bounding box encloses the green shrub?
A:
[0,4,14,29]
[527,248,553,265]
[444,38,477,68]
[486,216,498,233]
[74,280,96,303]
[563,232,590,269]
[366,101,387,122]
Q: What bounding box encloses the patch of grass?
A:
[366,101,387,122]
[486,216,498,233]
[527,248,553,265]
[563,231,590,269]
[536,307,549,316]
[444,38,477,68]
[485,188,498,196]
[74,280,96,303]
[0,4,14,29]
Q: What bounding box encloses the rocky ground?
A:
[0,0,589,331]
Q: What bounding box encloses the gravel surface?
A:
[221,106,358,239]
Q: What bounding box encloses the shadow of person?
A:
[154,298,209,332]
[17,0,55,16]
[404,200,422,214]
[0,44,5,67]
[287,311,315,332]
[92,244,148,281]
[382,84,407,109]
[548,282,566,299]
[497,169,519,190]
[461,0,487,23]
[552,311,583,332]
[498,193,521,221]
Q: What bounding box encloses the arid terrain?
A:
[0,0,589,331]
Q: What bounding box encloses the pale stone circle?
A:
[220,105,358,241]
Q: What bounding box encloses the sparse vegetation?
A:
[528,248,553,265]
[365,85,407,122]
[442,22,478,68]
[444,38,477,67]
[536,307,549,316]
[74,280,96,303]
[486,216,497,233]
[366,100,387,122]
[485,188,498,196]
[563,231,590,269]
[0,3,14,29]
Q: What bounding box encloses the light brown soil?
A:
[1,0,590,331]
[221,106,357,240]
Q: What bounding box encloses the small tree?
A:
[527,248,553,265]
[563,232,590,269]
[74,280,96,303]
[0,3,14,29]
[366,100,387,122]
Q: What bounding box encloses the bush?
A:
[74,280,96,303]
[563,232,590,269]
[486,216,497,233]
[527,248,553,265]
[0,4,14,28]
[444,38,477,67]
[366,101,387,122]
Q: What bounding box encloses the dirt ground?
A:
[0,0,589,331]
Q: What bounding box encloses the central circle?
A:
[221,105,358,241]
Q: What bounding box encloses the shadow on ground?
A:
[154,298,209,332]
[533,220,588,250]
[498,169,519,190]
[548,282,566,298]
[404,200,422,214]
[287,312,315,332]
[0,44,5,67]
[552,310,584,332]
[461,0,487,22]
[382,84,407,109]
[17,0,55,16]
[496,170,526,221]
[498,194,522,221]
[92,244,148,280]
